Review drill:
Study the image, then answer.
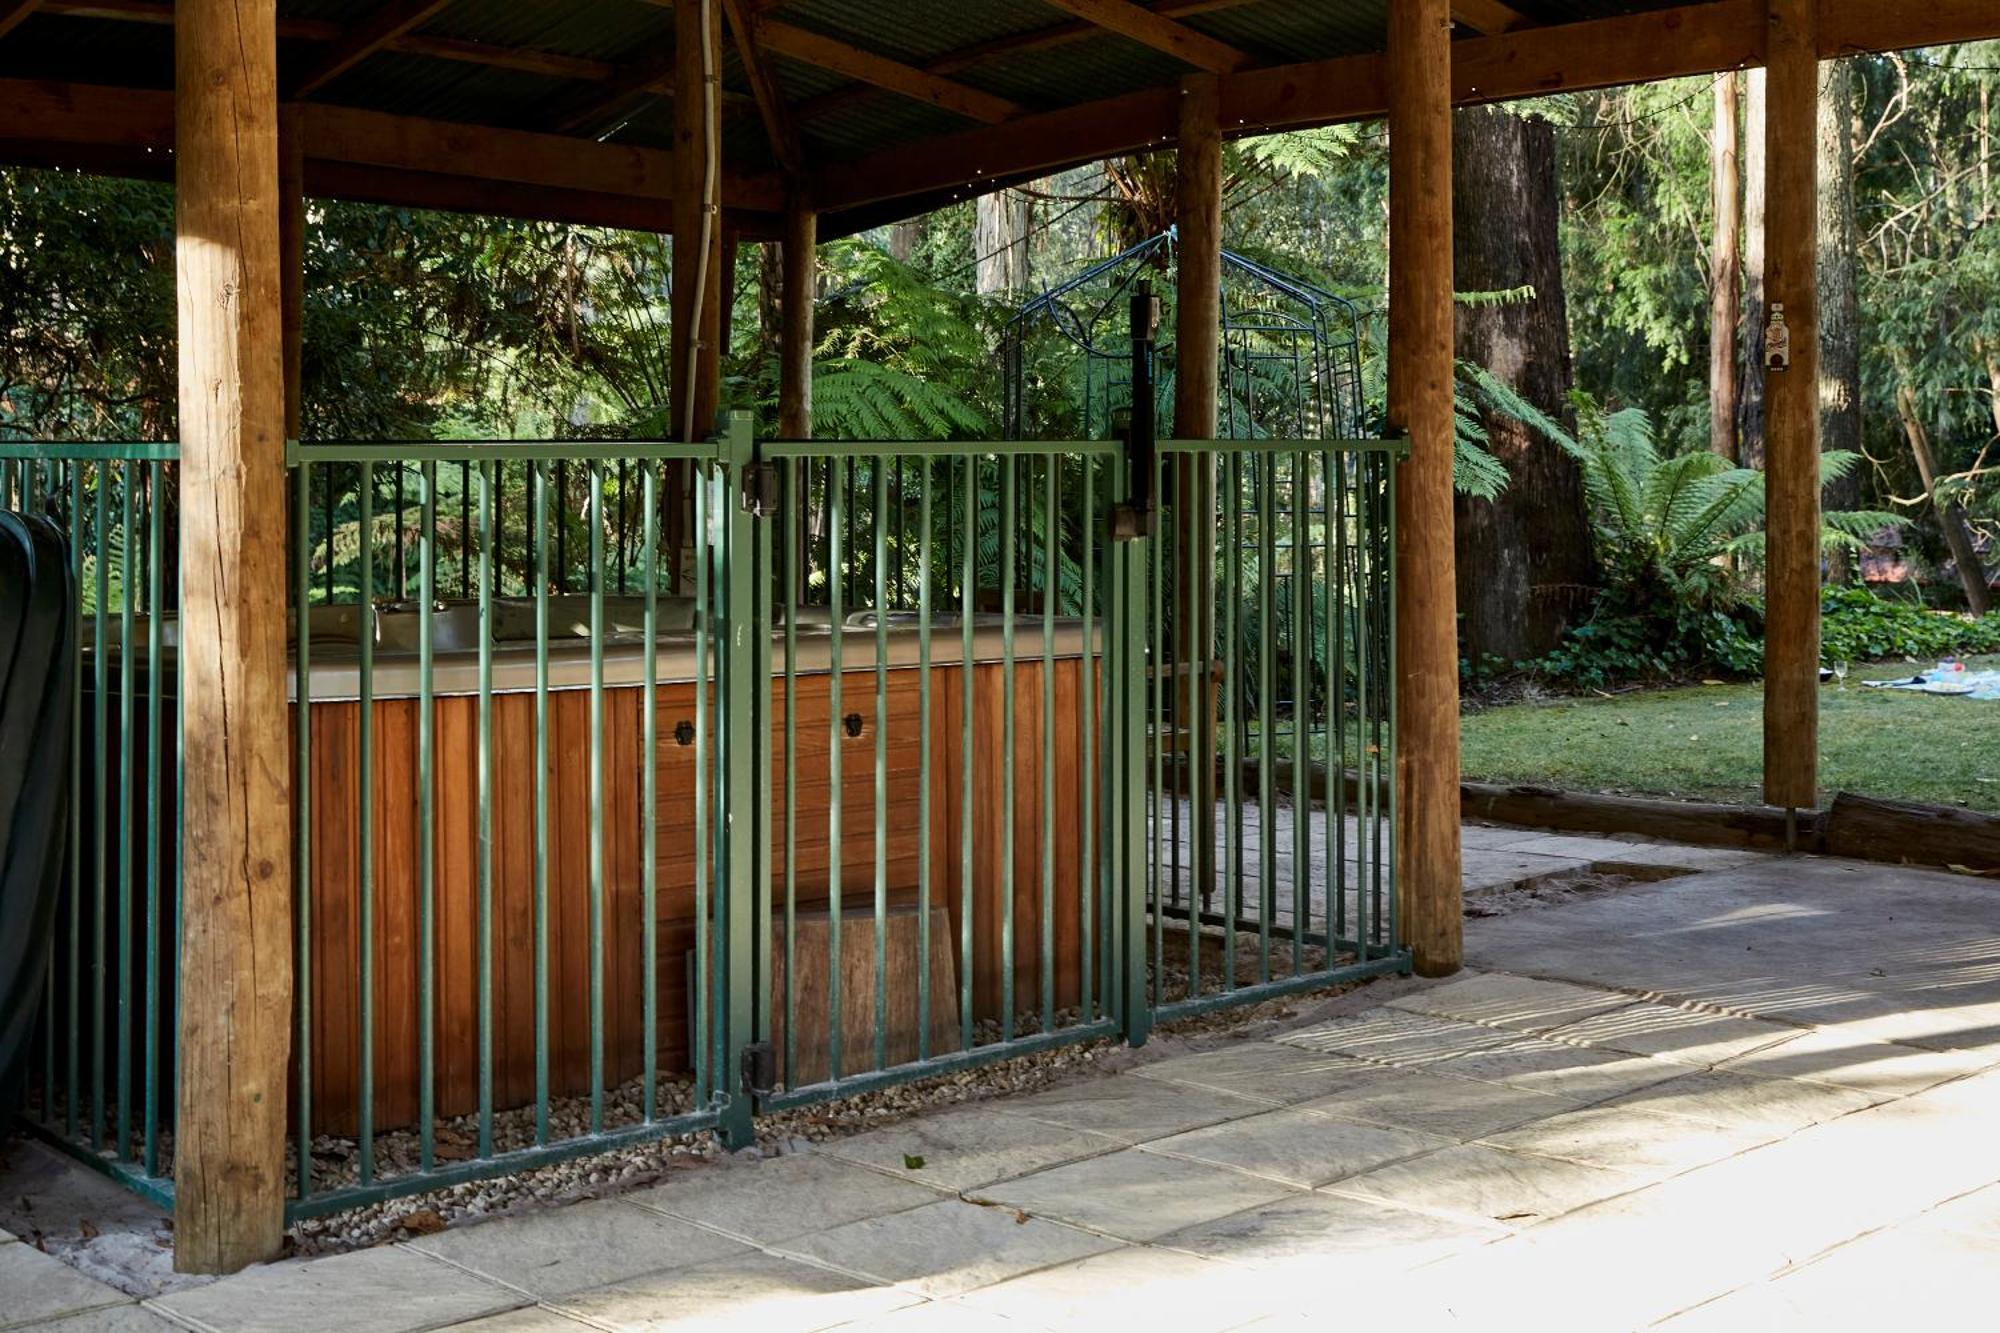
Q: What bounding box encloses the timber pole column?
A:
[174,0,294,1272]
[1762,0,1820,813]
[1388,0,1462,976]
[1174,72,1221,910]
[780,193,816,599]
[672,0,726,586]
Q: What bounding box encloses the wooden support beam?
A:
[1450,1,1532,35]
[1761,0,1820,809]
[778,195,815,440]
[0,0,43,41]
[288,0,452,99]
[1388,0,1462,977]
[671,0,725,593]
[723,0,801,173]
[280,105,304,442]
[673,0,725,444]
[757,18,1024,124]
[1173,73,1222,441]
[1035,0,1249,73]
[547,47,676,135]
[173,0,292,1275]
[1172,71,1222,913]
[779,192,815,601]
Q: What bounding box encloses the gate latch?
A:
[741,1040,777,1097]
[1111,281,1161,542]
[741,461,781,517]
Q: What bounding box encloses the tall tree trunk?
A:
[757,240,781,362]
[975,188,1030,295]
[1710,71,1741,461]
[888,219,921,263]
[1897,383,1991,615]
[1451,106,1597,664]
[1818,57,1863,582]
[1738,67,1768,469]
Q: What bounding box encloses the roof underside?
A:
[0,0,1993,235]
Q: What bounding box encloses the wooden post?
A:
[1762,0,1820,811]
[280,105,304,442]
[1709,71,1740,460]
[174,0,293,1273]
[779,193,815,599]
[778,195,815,440]
[671,0,725,586]
[1388,0,1462,976]
[1174,72,1221,909]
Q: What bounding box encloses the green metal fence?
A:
[5,415,1404,1225]
[4,442,182,1213]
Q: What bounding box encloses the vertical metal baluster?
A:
[91,463,107,1150]
[1040,456,1057,1032]
[959,456,975,1052]
[782,459,799,1089]
[1224,454,1242,989]
[1182,455,1199,999]
[588,460,607,1132]
[872,457,888,1072]
[358,462,376,1183]
[916,460,933,1060]
[1324,448,1342,953]
[826,459,844,1081]
[1291,452,1310,973]
[67,460,83,1141]
[1257,453,1276,984]
[642,460,659,1121]
[1383,455,1400,957]
[475,460,494,1158]
[418,462,436,1170]
[1353,454,1374,955]
[293,461,313,1198]
[1078,455,1096,1020]
[395,465,406,601]
[115,461,134,1158]
[1148,448,1164,1005]
[533,462,551,1139]
[693,469,711,1101]
[1000,454,1017,1040]
[142,460,164,1174]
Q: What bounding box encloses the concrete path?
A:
[12,847,2000,1331]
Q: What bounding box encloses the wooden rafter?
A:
[290,0,453,99]
[1034,0,1249,73]
[1449,1,1532,35]
[722,0,801,173]
[0,0,43,42]
[757,18,1024,124]
[790,0,1259,125]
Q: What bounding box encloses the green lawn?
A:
[1460,656,2000,812]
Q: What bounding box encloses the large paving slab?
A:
[407,1198,751,1298]
[627,1153,948,1245]
[971,1148,1294,1242]
[812,1104,1124,1192]
[0,1241,132,1331]
[151,1245,524,1333]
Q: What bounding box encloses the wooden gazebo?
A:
[3,0,1995,1274]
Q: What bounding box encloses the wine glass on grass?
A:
[1833,660,1850,690]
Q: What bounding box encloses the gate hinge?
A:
[740,1040,777,1097]
[741,461,781,517]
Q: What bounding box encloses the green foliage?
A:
[1818,585,2000,663]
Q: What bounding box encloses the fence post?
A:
[1111,451,1154,1048]
[717,413,760,1151]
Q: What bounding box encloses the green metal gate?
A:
[6,415,1404,1225]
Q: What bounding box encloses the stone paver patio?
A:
[9,835,2000,1331]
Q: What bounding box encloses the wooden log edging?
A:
[1242,759,2000,872]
